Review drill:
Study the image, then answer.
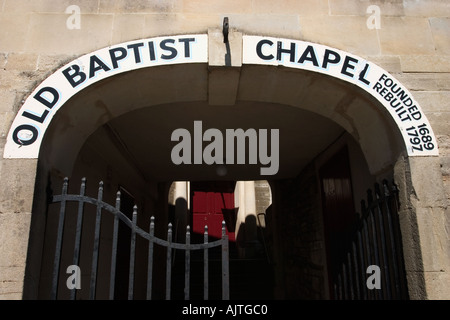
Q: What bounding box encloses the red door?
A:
[191,181,236,241]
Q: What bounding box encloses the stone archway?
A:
[9,31,446,299]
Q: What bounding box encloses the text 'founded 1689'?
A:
[242,36,439,157]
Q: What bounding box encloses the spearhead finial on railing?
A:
[97,181,104,201]
[115,190,121,208]
[62,177,69,194]
[150,216,155,228]
[132,205,138,224]
[168,223,173,242]
[149,216,155,237]
[79,177,86,197]
[222,220,226,238]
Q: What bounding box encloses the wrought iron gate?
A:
[50,177,229,300]
[332,180,409,300]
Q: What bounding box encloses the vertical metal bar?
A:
[383,180,401,299]
[128,206,137,300]
[342,263,348,300]
[51,177,68,300]
[360,200,372,300]
[368,188,382,300]
[337,273,343,300]
[109,190,121,300]
[351,242,360,299]
[184,225,190,300]
[70,178,86,300]
[221,221,230,300]
[333,283,338,300]
[368,210,381,300]
[166,223,173,300]
[375,184,391,299]
[89,181,104,300]
[146,216,155,300]
[204,225,209,300]
[345,252,355,300]
[357,230,368,300]
[362,218,373,299]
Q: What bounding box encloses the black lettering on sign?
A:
[341,56,358,78]
[109,47,128,69]
[22,109,49,123]
[277,41,296,62]
[298,45,319,67]
[372,74,427,122]
[148,41,156,61]
[21,86,60,124]
[160,39,177,60]
[358,63,371,85]
[256,39,274,60]
[13,124,38,146]
[127,43,144,64]
[322,49,341,69]
[89,55,111,78]
[34,86,59,109]
[62,65,87,88]
[179,38,196,58]
[406,123,435,152]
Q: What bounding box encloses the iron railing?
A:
[50,177,229,300]
[333,180,408,300]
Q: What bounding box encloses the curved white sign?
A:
[3,34,208,158]
[3,34,438,158]
[243,36,438,157]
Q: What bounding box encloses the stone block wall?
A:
[275,165,327,299]
[0,0,449,299]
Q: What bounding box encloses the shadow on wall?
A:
[235,214,267,260]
